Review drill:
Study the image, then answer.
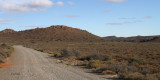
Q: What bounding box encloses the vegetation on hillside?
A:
[23,41,160,80]
[0,44,14,64]
[0,26,160,80]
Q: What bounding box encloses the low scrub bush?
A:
[139,65,152,74]
[88,60,101,69]
[110,62,128,74]
[0,43,14,64]
[156,73,160,80]
[102,70,116,75]
[82,53,112,61]
[119,72,159,80]
[54,52,61,58]
[61,48,81,58]
[129,57,144,64]
[22,41,160,79]
[145,74,158,80]
[119,72,145,80]
[96,66,108,73]
[81,60,89,66]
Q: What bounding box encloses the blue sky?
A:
[0,0,160,37]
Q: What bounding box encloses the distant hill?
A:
[104,35,160,42]
[0,29,16,34]
[0,25,104,42]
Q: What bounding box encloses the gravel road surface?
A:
[0,46,106,80]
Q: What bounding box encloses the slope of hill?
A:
[0,29,15,34]
[104,35,160,43]
[0,25,104,42]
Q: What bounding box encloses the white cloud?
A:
[119,17,135,19]
[1,3,30,13]
[0,18,15,24]
[65,15,80,18]
[0,0,75,13]
[0,0,54,13]
[0,18,13,22]
[28,0,54,8]
[107,22,123,25]
[107,20,142,25]
[56,1,64,6]
[106,0,127,3]
[39,9,48,12]
[0,10,3,13]
[0,22,10,24]
[68,1,74,5]
[26,25,44,27]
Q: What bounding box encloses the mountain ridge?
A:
[0,25,104,42]
[104,35,160,42]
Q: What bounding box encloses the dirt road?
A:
[0,46,106,80]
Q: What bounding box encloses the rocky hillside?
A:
[0,25,104,42]
[0,29,15,34]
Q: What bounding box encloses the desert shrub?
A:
[0,44,13,58]
[129,57,144,64]
[97,61,132,74]
[145,74,158,80]
[30,40,35,43]
[81,52,112,61]
[72,49,81,58]
[0,44,14,64]
[110,62,128,73]
[150,67,160,73]
[54,52,61,57]
[37,49,44,52]
[0,60,3,63]
[139,65,152,74]
[22,41,160,77]
[1,43,7,47]
[127,65,137,73]
[81,60,89,66]
[43,50,53,54]
[119,72,145,80]
[88,60,101,69]
[102,70,116,75]
[61,48,81,58]
[156,73,160,80]
[96,67,108,73]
